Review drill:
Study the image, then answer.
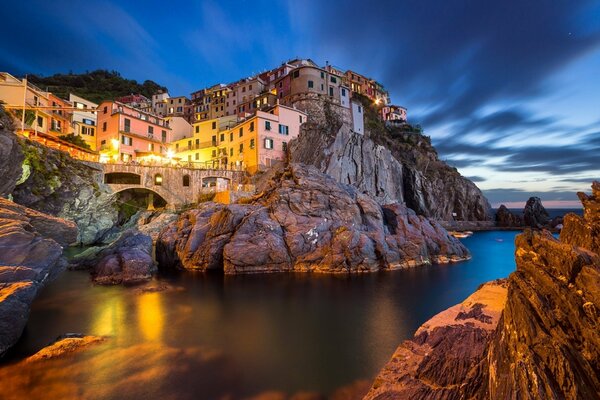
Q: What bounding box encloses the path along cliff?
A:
[365,181,600,399]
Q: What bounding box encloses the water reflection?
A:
[2,231,519,399]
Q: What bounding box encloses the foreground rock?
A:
[0,198,77,356]
[72,229,155,285]
[366,181,600,399]
[26,334,104,362]
[157,164,469,274]
[0,115,24,197]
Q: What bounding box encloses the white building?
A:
[351,100,364,135]
[69,93,98,150]
[152,91,170,117]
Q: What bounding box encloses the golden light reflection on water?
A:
[137,292,164,342]
[91,295,125,338]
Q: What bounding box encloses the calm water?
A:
[3,231,518,399]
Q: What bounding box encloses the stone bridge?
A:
[102,164,246,209]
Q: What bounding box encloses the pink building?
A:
[97,101,172,162]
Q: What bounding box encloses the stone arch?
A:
[201,176,231,190]
[104,172,141,185]
[113,187,169,211]
[182,174,190,187]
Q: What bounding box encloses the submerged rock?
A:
[26,334,104,362]
[366,181,600,399]
[157,164,469,274]
[0,197,77,356]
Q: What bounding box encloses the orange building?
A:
[97,101,172,163]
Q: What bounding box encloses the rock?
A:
[522,196,550,227]
[495,204,522,227]
[91,230,155,285]
[366,181,600,399]
[157,164,469,274]
[0,198,76,356]
[0,122,24,197]
[289,111,491,222]
[26,334,104,362]
[10,139,118,244]
[365,280,508,399]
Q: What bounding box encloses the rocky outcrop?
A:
[0,198,77,356]
[522,196,550,228]
[157,164,469,274]
[289,103,491,222]
[366,181,600,399]
[366,280,508,399]
[0,117,24,197]
[8,137,118,244]
[495,204,522,227]
[72,229,155,285]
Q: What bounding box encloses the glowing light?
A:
[137,293,164,342]
[111,138,119,150]
[166,149,175,159]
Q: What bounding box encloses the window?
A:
[212,121,216,129]
[37,116,43,127]
[278,124,289,135]
[293,70,300,78]
[282,142,288,152]
[230,132,233,141]
[250,138,255,149]
[239,143,243,154]
[103,106,108,114]
[239,127,243,137]
[358,106,363,113]
[308,80,314,89]
[249,84,252,90]
[242,86,246,93]
[176,143,179,151]
[121,135,132,146]
[329,87,334,96]
[183,175,190,187]
[265,121,271,130]
[250,121,254,132]
[320,72,324,79]
[154,174,163,186]
[149,143,154,152]
[162,130,167,142]
[220,133,225,142]
[330,76,337,84]
[299,115,303,124]
[195,153,199,160]
[212,135,217,146]
[264,138,274,149]
[321,84,324,91]
[211,150,216,157]
[230,148,233,156]
[148,126,154,135]
[124,118,131,132]
[188,140,192,149]
[101,140,106,146]
[341,88,346,96]
[195,138,200,149]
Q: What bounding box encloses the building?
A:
[48,93,73,136]
[0,72,51,135]
[166,95,193,122]
[151,91,170,117]
[97,101,172,163]
[69,93,98,151]
[190,88,211,122]
[351,100,364,134]
[344,70,389,105]
[226,77,266,117]
[164,116,193,142]
[380,105,407,122]
[274,63,346,109]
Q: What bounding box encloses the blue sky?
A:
[1,0,599,207]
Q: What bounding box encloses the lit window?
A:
[265,138,274,149]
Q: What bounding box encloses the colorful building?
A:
[380,105,407,122]
[48,93,73,136]
[97,101,172,163]
[151,91,170,117]
[69,93,98,151]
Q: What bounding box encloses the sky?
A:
[1,0,599,207]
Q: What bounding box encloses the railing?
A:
[101,159,246,172]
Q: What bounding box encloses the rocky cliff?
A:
[157,163,469,274]
[0,125,118,244]
[0,198,77,356]
[365,181,600,399]
[289,98,491,222]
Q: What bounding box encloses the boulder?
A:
[522,196,550,227]
[157,164,469,274]
[0,197,76,356]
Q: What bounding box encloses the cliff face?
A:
[366,181,600,399]
[0,127,119,244]
[0,198,77,356]
[157,163,469,274]
[289,99,491,221]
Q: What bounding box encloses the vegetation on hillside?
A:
[58,133,92,151]
[27,70,167,104]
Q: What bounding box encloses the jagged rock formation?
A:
[0,197,77,356]
[289,99,491,222]
[495,204,522,227]
[5,134,118,244]
[0,117,24,198]
[157,164,469,274]
[522,196,550,228]
[365,181,600,399]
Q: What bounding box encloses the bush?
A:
[58,134,92,151]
